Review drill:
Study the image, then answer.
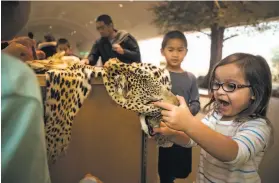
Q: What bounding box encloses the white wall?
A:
[138,21,279,79]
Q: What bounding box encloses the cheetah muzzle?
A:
[102,58,179,147]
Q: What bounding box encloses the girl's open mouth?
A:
[218,99,230,106]
[215,99,230,113]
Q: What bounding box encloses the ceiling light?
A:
[49,26,52,29]
[119,4,123,8]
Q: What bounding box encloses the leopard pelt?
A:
[45,58,179,163]
[102,58,179,147]
[45,63,101,163]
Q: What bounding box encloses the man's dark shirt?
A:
[88,30,141,65]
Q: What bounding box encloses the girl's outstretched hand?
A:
[154,95,194,132]
[153,122,177,136]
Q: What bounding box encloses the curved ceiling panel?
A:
[26,17,95,40]
[19,1,159,41]
[16,1,160,54]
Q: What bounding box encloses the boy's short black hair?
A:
[96,14,113,25]
[57,38,70,48]
[161,30,188,49]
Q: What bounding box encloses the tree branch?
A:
[223,34,238,41]
[198,30,211,37]
[214,0,221,9]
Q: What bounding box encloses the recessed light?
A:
[119,4,123,8]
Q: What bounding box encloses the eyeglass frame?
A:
[211,81,252,93]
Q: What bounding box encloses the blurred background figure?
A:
[36,50,46,60]
[56,38,81,62]
[28,32,34,39]
[27,31,38,59]
[2,36,36,61]
[38,33,57,58]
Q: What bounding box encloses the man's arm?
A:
[87,41,100,65]
[121,35,141,63]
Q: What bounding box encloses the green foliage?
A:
[150,1,279,86]
[271,46,279,64]
[150,1,279,34]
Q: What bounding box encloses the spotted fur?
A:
[102,58,179,147]
[45,63,100,163]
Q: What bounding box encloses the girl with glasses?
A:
[152,53,273,183]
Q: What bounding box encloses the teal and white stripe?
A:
[186,111,271,183]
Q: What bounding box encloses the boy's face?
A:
[161,38,187,68]
[57,44,70,54]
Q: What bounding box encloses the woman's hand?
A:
[154,95,194,132]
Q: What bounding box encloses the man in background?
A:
[82,14,141,65]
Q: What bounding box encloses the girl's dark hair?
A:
[205,53,272,121]
[161,30,187,49]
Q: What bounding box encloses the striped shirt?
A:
[185,111,271,183]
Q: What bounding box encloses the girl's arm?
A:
[155,96,271,164]
[157,110,239,162]
[180,114,271,164]
[153,122,193,147]
[155,97,239,162]
[182,117,239,162]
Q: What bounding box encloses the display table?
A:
[38,74,158,183]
